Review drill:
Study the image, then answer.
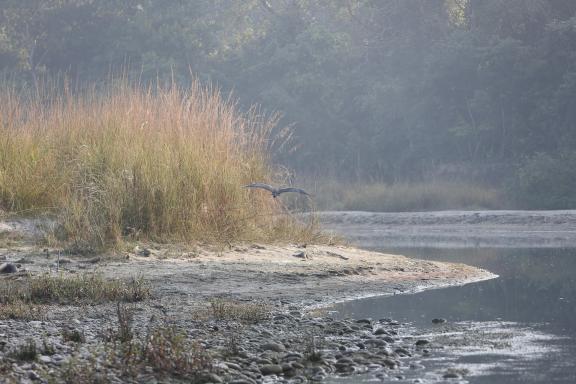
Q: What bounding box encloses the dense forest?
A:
[2,0,576,209]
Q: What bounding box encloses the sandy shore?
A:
[0,219,496,383]
[5,242,496,308]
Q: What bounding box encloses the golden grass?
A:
[0,81,318,249]
[0,300,46,320]
[209,298,271,323]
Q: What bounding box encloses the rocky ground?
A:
[0,218,494,383]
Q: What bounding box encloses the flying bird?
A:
[244,182,311,198]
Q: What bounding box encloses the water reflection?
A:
[330,247,576,383]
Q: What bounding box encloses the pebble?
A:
[293,251,308,259]
[260,364,283,375]
[432,318,447,324]
[0,262,17,273]
[0,295,424,383]
[38,355,52,364]
[260,342,285,352]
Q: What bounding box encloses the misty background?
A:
[2,0,576,210]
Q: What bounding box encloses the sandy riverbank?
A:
[5,242,495,308]
[0,218,496,383]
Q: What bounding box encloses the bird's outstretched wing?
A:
[277,187,311,197]
[243,182,276,193]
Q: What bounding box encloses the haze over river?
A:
[319,210,576,383]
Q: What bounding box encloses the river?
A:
[319,211,576,383]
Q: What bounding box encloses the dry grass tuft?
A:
[0,81,320,250]
[209,298,271,323]
[0,273,151,305]
[0,300,46,320]
[312,181,502,212]
[62,325,213,383]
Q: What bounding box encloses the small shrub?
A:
[62,328,86,343]
[41,338,56,356]
[61,354,109,384]
[0,301,45,320]
[0,273,151,305]
[144,326,212,376]
[304,335,324,362]
[209,298,270,323]
[115,302,134,343]
[9,338,38,361]
[508,152,576,209]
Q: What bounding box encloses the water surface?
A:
[325,214,576,383]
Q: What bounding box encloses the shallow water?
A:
[325,216,576,383]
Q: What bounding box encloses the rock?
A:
[260,364,283,375]
[356,318,372,325]
[134,246,153,257]
[205,373,223,383]
[394,347,411,357]
[365,339,387,347]
[415,339,430,347]
[38,355,52,364]
[225,362,242,371]
[28,371,40,381]
[293,251,308,259]
[336,357,354,364]
[81,257,100,264]
[443,372,461,379]
[432,318,447,324]
[382,358,398,369]
[0,263,17,273]
[283,352,303,360]
[382,336,395,343]
[374,328,388,335]
[261,342,285,352]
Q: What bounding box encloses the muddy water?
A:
[322,212,576,383]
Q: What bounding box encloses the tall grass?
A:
[0,81,318,249]
[309,181,503,212]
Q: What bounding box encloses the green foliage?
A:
[2,1,576,208]
[509,152,576,209]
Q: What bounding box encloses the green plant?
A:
[508,152,576,209]
[9,339,38,361]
